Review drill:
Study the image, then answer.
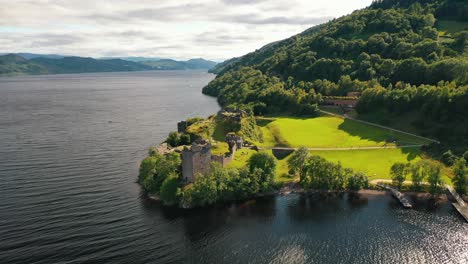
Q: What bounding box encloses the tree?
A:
[182,174,218,207]
[441,150,457,166]
[390,163,407,189]
[139,155,159,183]
[451,31,468,53]
[463,151,468,162]
[410,161,427,191]
[453,158,467,195]
[427,162,443,196]
[166,131,180,147]
[248,152,277,187]
[287,147,309,181]
[159,173,181,206]
[179,133,191,145]
[347,172,369,191]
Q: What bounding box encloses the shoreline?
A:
[146,185,464,208]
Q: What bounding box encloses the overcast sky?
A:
[0,0,373,61]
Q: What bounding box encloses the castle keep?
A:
[181,139,212,184]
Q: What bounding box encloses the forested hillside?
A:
[0,55,217,75]
[203,0,468,144]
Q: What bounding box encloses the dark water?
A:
[0,71,466,264]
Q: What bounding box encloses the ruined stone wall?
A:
[211,153,234,167]
[192,149,211,179]
[181,150,195,183]
[181,143,212,184]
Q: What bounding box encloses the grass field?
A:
[227,147,451,183]
[309,148,422,181]
[256,116,431,148]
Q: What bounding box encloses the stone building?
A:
[346,91,361,97]
[177,120,188,133]
[323,92,360,109]
[181,139,212,184]
[226,133,243,150]
[323,98,358,108]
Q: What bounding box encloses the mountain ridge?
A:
[0,54,218,76]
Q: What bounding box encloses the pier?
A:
[446,185,468,222]
[376,183,412,208]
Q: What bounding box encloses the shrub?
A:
[441,150,457,166]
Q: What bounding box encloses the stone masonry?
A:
[181,139,212,184]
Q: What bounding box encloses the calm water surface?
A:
[0,71,466,264]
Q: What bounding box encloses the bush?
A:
[347,173,369,191]
[453,158,467,195]
[166,131,180,147]
[160,174,181,206]
[180,133,191,145]
[441,150,457,166]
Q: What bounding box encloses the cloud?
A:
[228,14,333,25]
[29,34,83,47]
[221,0,268,5]
[0,0,374,60]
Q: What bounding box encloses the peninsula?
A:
[139,0,467,210]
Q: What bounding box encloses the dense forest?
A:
[203,0,468,145]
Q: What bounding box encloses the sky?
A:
[0,0,373,61]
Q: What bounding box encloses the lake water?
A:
[0,71,466,264]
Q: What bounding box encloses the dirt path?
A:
[370,179,428,185]
[259,145,424,151]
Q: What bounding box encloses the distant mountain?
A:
[0,53,65,60]
[99,56,162,62]
[30,57,153,74]
[0,54,48,75]
[185,58,218,69]
[0,54,218,76]
[139,58,217,70]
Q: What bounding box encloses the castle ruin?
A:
[181,139,212,184]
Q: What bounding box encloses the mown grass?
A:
[256,116,431,148]
[226,149,256,169]
[225,147,450,183]
[309,148,422,180]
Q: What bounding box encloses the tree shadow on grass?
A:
[402,146,420,161]
[338,118,424,156]
[255,117,275,127]
[337,118,394,144]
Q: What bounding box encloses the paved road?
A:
[319,109,440,144]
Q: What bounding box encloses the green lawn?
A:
[225,147,451,183]
[309,148,421,180]
[256,116,431,148]
[226,149,256,169]
[211,141,229,155]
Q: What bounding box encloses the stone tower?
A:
[181,139,212,184]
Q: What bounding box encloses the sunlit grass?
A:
[256,116,431,148]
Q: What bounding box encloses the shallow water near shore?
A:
[0,71,467,263]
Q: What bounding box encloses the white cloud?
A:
[0,0,373,60]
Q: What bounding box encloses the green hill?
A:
[203,0,468,145]
[0,55,218,76]
[140,58,217,70]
